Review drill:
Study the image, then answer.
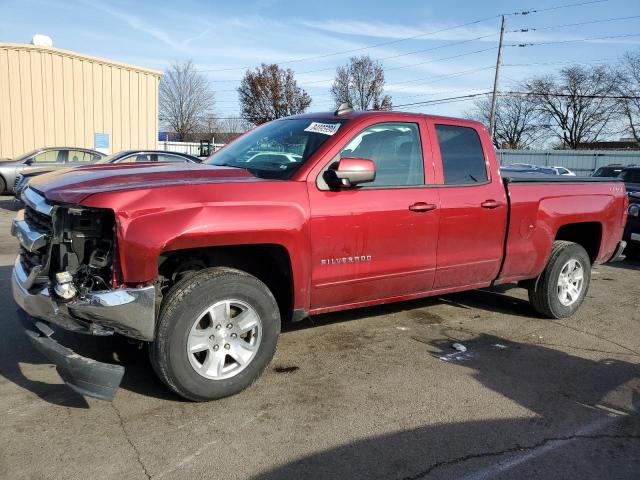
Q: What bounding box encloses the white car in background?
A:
[551,166,576,176]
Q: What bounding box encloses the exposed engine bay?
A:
[52,207,116,298]
[22,204,117,300]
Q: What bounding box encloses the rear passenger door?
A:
[307,120,440,309]
[428,122,507,289]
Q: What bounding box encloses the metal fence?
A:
[497,149,640,175]
[157,141,225,157]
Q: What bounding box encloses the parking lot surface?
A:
[0,195,638,479]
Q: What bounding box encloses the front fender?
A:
[81,182,312,308]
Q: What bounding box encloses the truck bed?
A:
[502,173,623,184]
[497,177,627,284]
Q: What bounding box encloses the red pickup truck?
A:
[12,108,628,401]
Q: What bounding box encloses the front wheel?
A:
[150,267,281,401]
[528,241,591,319]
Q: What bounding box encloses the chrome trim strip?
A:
[22,187,53,216]
[631,233,640,242]
[11,210,49,252]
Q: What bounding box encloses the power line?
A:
[509,14,640,33]
[196,16,500,73]
[385,46,499,72]
[392,87,493,101]
[504,0,608,16]
[510,32,640,48]
[391,87,640,110]
[388,66,495,89]
[503,57,616,67]
[292,33,498,77]
[296,48,499,87]
[502,91,640,100]
[195,0,610,74]
[393,92,492,108]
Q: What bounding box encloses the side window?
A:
[135,154,153,162]
[158,154,187,163]
[338,122,424,187]
[435,124,488,185]
[67,151,91,163]
[32,150,62,163]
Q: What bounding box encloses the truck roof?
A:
[287,110,487,130]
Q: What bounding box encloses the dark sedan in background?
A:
[14,149,201,197]
[0,147,104,193]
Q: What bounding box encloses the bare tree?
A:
[213,117,250,143]
[331,55,392,110]
[159,60,215,141]
[614,50,640,143]
[524,66,618,149]
[467,93,542,149]
[238,64,312,125]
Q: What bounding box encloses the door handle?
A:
[481,199,502,209]
[409,202,437,212]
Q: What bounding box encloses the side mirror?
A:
[23,158,33,165]
[324,158,376,188]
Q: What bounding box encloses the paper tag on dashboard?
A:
[304,122,341,136]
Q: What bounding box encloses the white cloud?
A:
[77,0,210,51]
[298,19,498,42]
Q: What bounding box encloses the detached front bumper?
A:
[22,317,125,401]
[13,258,156,400]
[12,258,157,341]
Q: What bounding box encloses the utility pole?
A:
[489,15,506,141]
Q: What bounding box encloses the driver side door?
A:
[307,120,440,311]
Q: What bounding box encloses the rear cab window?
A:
[435,124,488,185]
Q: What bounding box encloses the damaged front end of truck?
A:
[11,187,156,400]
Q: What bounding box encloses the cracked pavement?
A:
[0,195,639,479]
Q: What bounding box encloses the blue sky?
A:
[1,0,639,118]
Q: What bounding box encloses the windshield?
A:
[207,118,345,179]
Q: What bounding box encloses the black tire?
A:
[0,176,6,195]
[528,241,591,319]
[150,267,280,401]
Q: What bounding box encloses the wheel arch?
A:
[158,244,296,321]
[554,221,602,262]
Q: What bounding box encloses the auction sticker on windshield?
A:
[304,122,341,136]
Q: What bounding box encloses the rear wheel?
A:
[0,176,6,194]
[528,241,591,319]
[150,267,280,401]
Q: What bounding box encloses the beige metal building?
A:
[0,43,162,159]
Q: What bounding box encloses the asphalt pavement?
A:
[0,195,638,479]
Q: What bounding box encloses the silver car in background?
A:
[0,147,104,193]
[13,149,202,198]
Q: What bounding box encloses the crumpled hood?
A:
[28,162,261,204]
